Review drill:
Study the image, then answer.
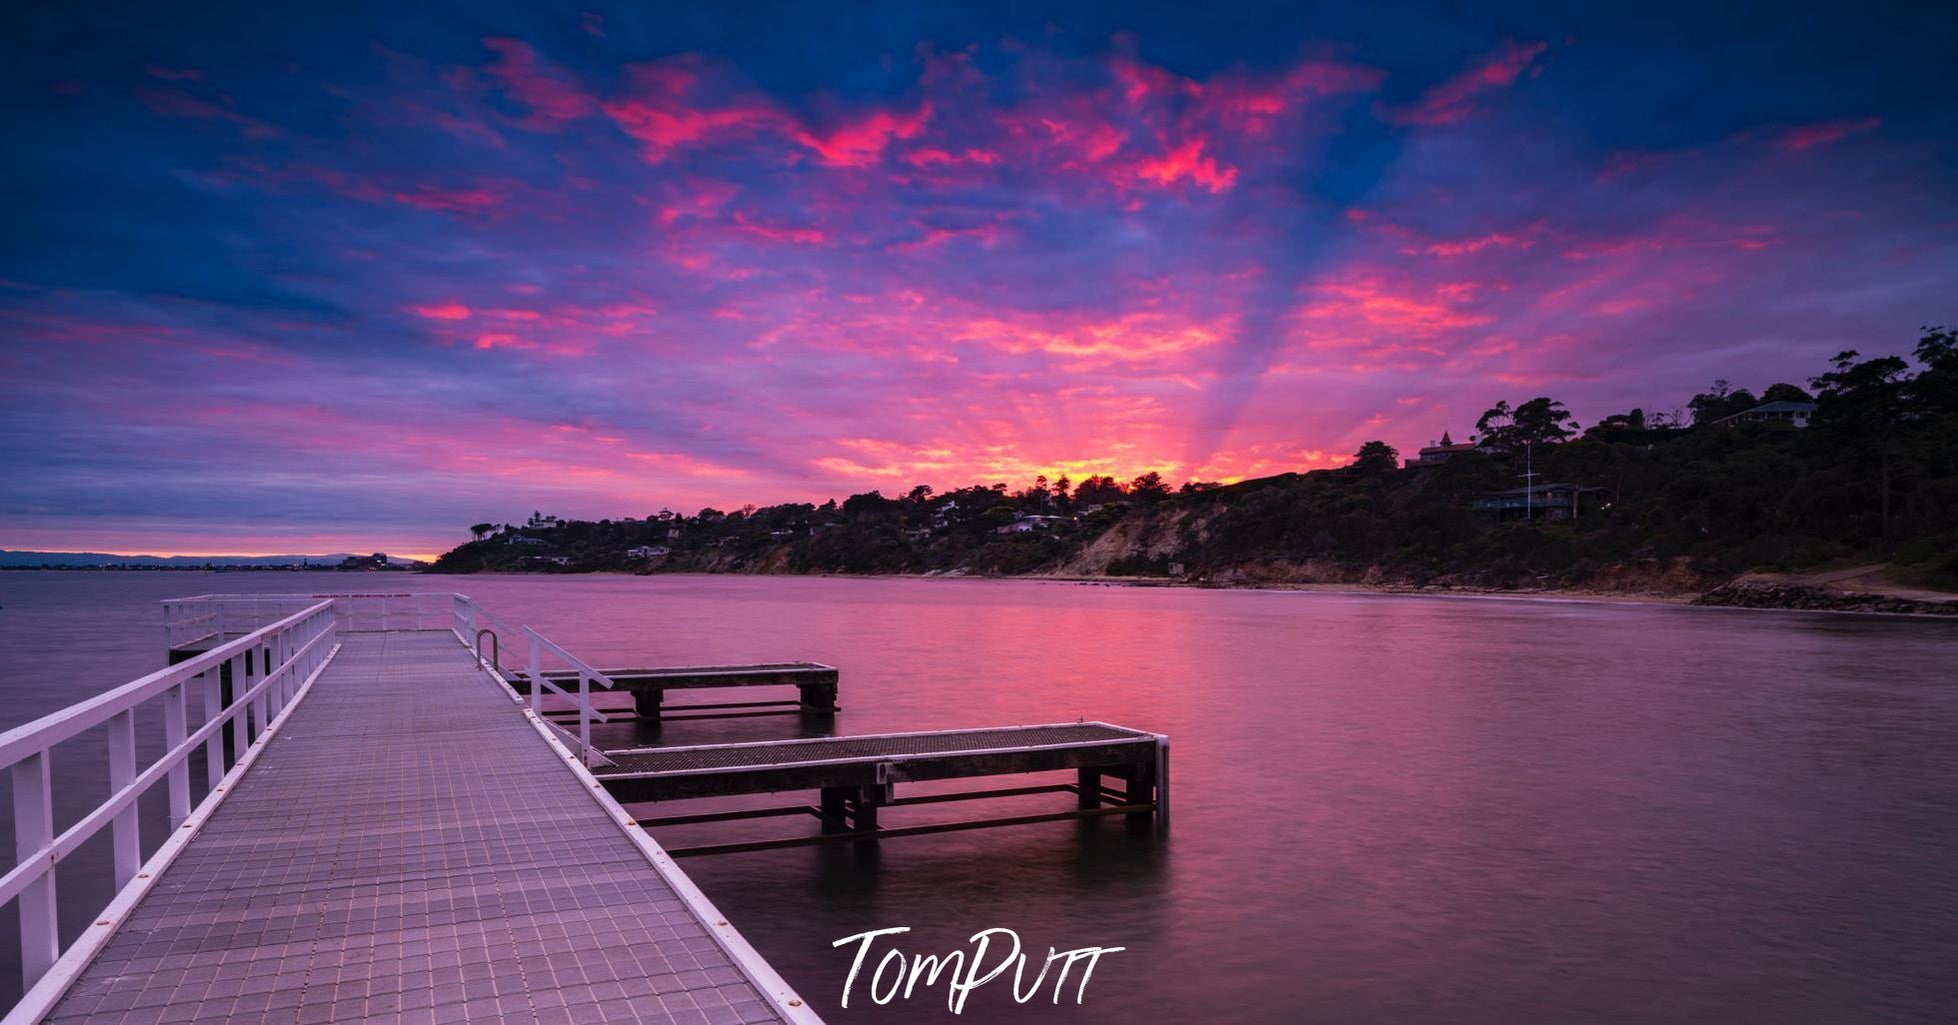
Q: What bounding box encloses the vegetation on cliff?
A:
[431,329,1958,593]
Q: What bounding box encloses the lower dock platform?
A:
[595,724,1170,858]
[514,662,839,722]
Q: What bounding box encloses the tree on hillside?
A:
[1585,408,1646,437]
[841,491,894,518]
[469,522,494,541]
[1761,382,1813,404]
[1514,397,1578,444]
[1478,397,1577,448]
[1811,348,1914,534]
[1688,380,1760,424]
[1351,440,1399,473]
[1129,471,1171,502]
[1905,327,1958,416]
[1073,474,1125,504]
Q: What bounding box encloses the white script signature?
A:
[833,926,1125,1014]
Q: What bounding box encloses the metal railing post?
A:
[529,637,544,713]
[204,668,225,787]
[270,631,287,717]
[229,652,250,752]
[12,750,57,987]
[165,681,191,825]
[107,709,140,883]
[578,671,593,757]
[251,644,268,738]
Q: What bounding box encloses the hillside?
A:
[431,330,1958,602]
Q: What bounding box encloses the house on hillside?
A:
[1405,431,1480,467]
[1473,483,1614,521]
[1713,400,1816,428]
[626,545,670,559]
[994,514,1069,534]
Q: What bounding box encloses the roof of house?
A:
[1725,399,1818,418]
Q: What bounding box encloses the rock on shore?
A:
[1693,581,1958,616]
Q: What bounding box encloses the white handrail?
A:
[522,626,619,765]
[1,600,338,992]
[451,598,609,738]
[163,592,468,639]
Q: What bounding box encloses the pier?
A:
[511,662,840,722]
[598,725,1168,857]
[1,592,1167,1024]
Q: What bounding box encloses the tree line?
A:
[435,327,1958,590]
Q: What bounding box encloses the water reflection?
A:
[1,573,1954,1023]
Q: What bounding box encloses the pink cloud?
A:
[1776,117,1880,152]
[600,62,783,164]
[1132,137,1238,193]
[1297,275,1497,341]
[793,103,933,167]
[1413,225,1540,258]
[410,302,472,321]
[1382,40,1546,126]
[729,211,828,245]
[480,38,593,128]
[657,179,741,226]
[391,184,505,216]
[903,146,1001,168]
[887,220,1011,252]
[136,87,280,138]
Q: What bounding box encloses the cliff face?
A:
[1052,503,1218,576]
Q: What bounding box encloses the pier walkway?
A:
[35,630,812,1025]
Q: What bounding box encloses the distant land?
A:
[432,333,1958,614]
[0,550,419,569]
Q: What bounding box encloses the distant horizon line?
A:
[0,547,441,563]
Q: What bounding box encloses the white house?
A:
[1715,400,1817,428]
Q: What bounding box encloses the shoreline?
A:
[449,568,1958,618]
[8,564,1954,618]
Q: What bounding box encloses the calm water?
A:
[2,572,1956,1023]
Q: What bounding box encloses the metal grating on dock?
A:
[42,631,795,1025]
[602,724,1152,775]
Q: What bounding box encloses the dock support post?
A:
[798,681,838,714]
[633,688,663,722]
[1126,760,1157,827]
[851,782,888,851]
[1155,736,1170,833]
[819,787,849,833]
[1077,768,1102,810]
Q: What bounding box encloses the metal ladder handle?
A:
[474,628,500,671]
